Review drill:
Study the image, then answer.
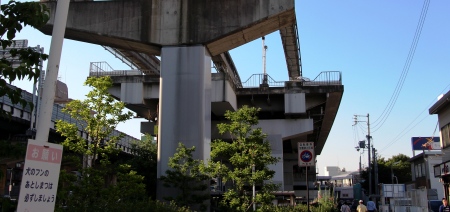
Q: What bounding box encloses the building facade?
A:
[429,90,450,199]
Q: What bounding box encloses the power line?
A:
[378,84,450,153]
[371,0,430,132]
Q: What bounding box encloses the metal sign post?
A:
[306,165,309,212]
[298,142,315,212]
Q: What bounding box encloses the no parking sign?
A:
[298,142,315,167]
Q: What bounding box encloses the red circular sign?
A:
[300,150,313,162]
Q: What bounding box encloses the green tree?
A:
[0,0,49,117]
[161,142,210,211]
[55,76,133,168]
[54,76,142,211]
[128,134,158,198]
[208,106,279,211]
[0,140,26,179]
[361,153,411,192]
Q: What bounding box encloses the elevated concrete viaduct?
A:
[93,70,343,198]
[39,0,343,201]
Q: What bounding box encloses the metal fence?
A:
[301,71,342,86]
[89,61,143,77]
[241,74,284,88]
[241,71,342,88]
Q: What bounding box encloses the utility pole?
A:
[354,114,372,197]
[35,0,70,143]
[374,148,379,198]
[366,114,372,197]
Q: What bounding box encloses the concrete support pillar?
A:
[157,46,211,202]
[266,134,284,189]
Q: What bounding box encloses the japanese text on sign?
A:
[26,144,62,164]
[298,142,315,167]
[17,140,63,212]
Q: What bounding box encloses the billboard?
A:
[411,137,440,150]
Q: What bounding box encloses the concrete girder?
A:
[211,119,313,141]
[39,0,295,56]
[280,24,301,80]
[105,73,343,155]
[211,52,242,88]
[314,91,343,155]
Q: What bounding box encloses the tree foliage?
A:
[0,0,49,117]
[54,76,142,211]
[0,140,26,179]
[128,135,158,198]
[208,106,279,211]
[361,153,411,192]
[161,142,210,211]
[55,76,133,168]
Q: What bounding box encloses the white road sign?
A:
[298,142,315,167]
[17,139,63,212]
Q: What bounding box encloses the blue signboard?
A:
[411,137,440,150]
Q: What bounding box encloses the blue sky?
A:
[12,0,450,174]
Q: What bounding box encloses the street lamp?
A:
[390,161,401,184]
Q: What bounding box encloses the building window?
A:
[442,124,450,148]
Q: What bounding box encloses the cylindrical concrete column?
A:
[157,46,211,202]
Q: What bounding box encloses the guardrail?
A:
[89,61,143,77]
[242,74,284,88]
[300,71,342,86]
[241,71,342,88]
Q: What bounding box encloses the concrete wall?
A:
[427,155,444,199]
[283,154,296,191]
[143,83,159,99]
[120,83,143,104]
[285,93,306,114]
[267,134,284,188]
[212,119,313,140]
[438,106,450,162]
[211,73,237,115]
[438,106,450,130]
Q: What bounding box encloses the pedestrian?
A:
[357,200,368,212]
[341,201,351,212]
[367,200,376,212]
[351,199,359,212]
[440,198,450,212]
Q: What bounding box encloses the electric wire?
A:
[371,0,430,132]
[378,84,450,153]
[372,0,430,128]
[358,123,367,135]
[352,125,359,147]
